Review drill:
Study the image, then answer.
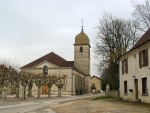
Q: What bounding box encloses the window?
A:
[122,58,128,75]
[124,81,128,94]
[142,77,148,95]
[139,48,149,68]
[80,47,83,52]
[43,66,48,75]
[134,54,136,59]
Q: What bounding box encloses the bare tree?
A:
[20,72,29,100]
[34,75,45,99]
[55,76,65,97]
[94,13,139,89]
[45,75,55,98]
[12,73,20,98]
[0,65,13,100]
[132,0,150,32]
[10,68,20,98]
[27,73,34,97]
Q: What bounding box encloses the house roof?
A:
[120,28,150,59]
[90,75,100,80]
[131,28,150,50]
[21,52,73,68]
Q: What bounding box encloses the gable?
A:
[33,60,58,69]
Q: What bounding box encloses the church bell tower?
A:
[74,21,91,92]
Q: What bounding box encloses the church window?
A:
[43,66,48,75]
[80,47,83,52]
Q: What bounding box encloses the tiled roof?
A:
[90,75,100,80]
[21,52,73,68]
[74,30,90,47]
[131,28,150,50]
[68,61,74,66]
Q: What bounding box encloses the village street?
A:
[0,93,150,113]
[0,93,103,113]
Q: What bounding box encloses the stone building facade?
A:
[90,76,101,93]
[119,28,150,103]
[20,28,91,96]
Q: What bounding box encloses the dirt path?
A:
[51,98,150,113]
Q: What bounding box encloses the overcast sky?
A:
[0,0,145,76]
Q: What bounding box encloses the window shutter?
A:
[145,48,149,66]
[126,58,128,73]
[122,60,124,75]
[139,51,142,68]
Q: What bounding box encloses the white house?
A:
[119,28,150,103]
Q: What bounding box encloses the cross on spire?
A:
[81,18,84,31]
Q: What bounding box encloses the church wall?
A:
[85,76,90,93]
[73,70,85,94]
[21,67,73,96]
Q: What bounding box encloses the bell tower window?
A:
[80,47,83,52]
[43,66,48,75]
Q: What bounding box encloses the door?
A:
[42,85,48,94]
[134,79,138,99]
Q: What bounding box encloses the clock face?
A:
[80,53,83,57]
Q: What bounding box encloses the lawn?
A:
[92,96,117,101]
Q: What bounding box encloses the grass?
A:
[92,96,116,101]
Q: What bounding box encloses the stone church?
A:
[21,27,91,95]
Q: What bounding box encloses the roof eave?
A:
[120,40,150,59]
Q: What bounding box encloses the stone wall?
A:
[105,84,119,98]
[107,90,119,98]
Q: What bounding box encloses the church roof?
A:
[21,52,73,68]
[67,61,74,66]
[74,30,90,47]
[131,28,150,50]
[21,52,87,75]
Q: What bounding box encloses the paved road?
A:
[0,93,104,113]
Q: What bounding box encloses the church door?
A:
[42,85,48,94]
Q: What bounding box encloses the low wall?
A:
[107,90,119,98]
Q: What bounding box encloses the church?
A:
[21,27,91,95]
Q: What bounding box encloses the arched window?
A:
[80,47,83,52]
[43,66,48,75]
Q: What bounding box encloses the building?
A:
[21,27,91,96]
[90,76,101,93]
[119,28,150,103]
